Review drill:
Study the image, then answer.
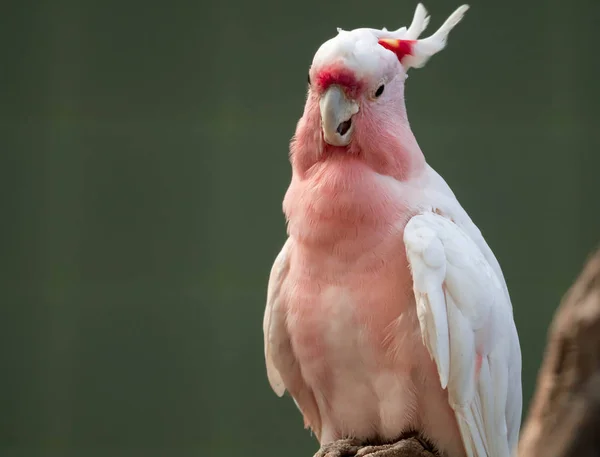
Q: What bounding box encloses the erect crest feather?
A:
[377,3,469,70]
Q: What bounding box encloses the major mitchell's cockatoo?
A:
[263,4,522,457]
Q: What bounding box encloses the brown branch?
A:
[311,247,600,457]
[518,247,600,457]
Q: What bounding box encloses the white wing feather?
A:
[263,240,292,396]
[404,212,522,457]
[263,239,324,437]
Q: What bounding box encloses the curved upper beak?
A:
[319,85,360,146]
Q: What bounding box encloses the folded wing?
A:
[404,212,522,457]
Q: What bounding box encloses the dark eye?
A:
[375,84,385,97]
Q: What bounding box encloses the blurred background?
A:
[1,0,599,456]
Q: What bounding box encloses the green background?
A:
[2,0,599,456]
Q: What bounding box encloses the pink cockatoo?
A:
[263,4,522,457]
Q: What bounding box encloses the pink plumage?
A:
[264,4,522,457]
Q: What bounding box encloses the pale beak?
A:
[319,85,360,146]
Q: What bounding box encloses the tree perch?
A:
[312,247,600,457]
[518,247,600,457]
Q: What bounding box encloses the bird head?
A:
[291,4,469,179]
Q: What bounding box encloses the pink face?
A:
[290,37,421,180]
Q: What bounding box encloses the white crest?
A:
[313,4,469,76]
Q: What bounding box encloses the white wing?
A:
[263,239,323,436]
[263,240,291,397]
[404,212,522,457]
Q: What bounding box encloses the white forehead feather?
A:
[311,29,390,79]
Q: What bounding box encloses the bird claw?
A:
[314,435,437,457]
[355,436,438,457]
[313,438,364,457]
[355,444,395,456]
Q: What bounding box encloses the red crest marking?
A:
[378,39,415,63]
